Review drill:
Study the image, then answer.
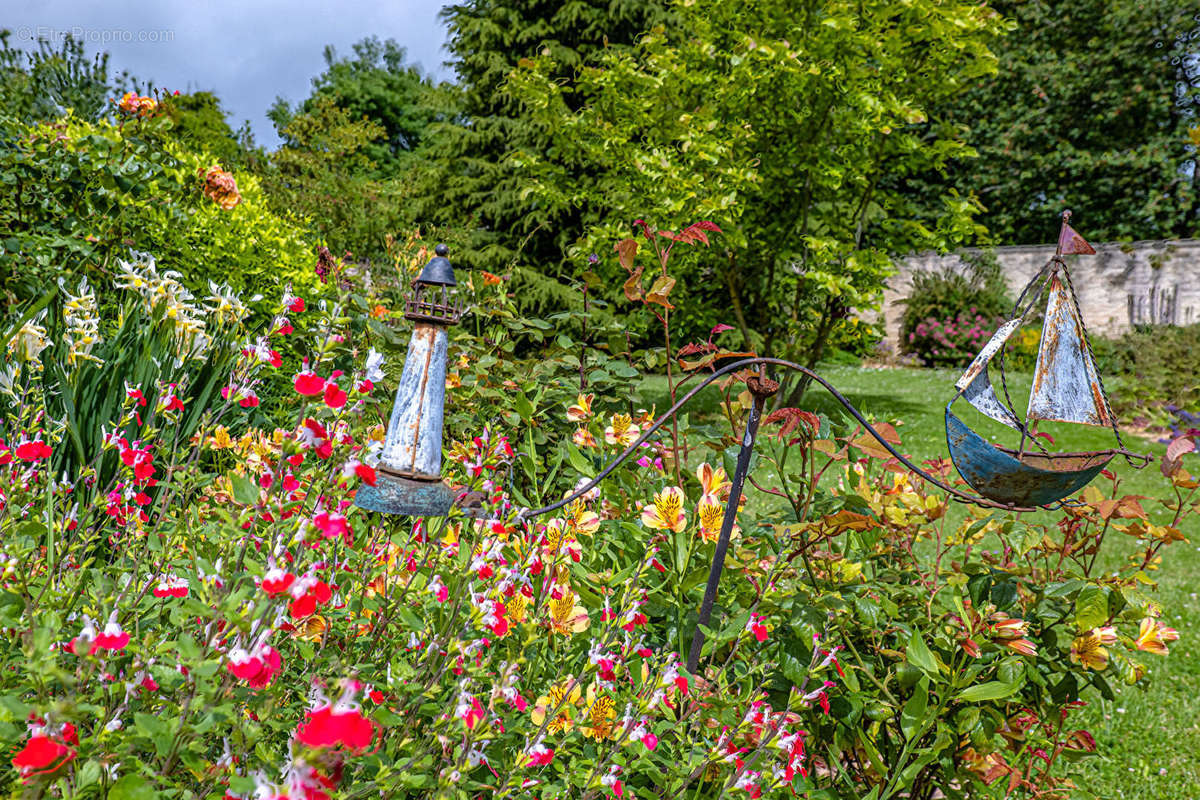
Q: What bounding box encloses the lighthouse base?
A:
[354,471,456,517]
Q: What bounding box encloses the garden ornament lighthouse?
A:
[355,244,464,517]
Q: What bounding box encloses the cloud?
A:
[7,0,451,147]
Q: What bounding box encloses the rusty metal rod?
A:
[686,390,766,673]
[519,357,1029,522]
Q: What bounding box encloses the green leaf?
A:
[109,775,156,800]
[900,678,928,740]
[514,392,535,422]
[906,631,939,679]
[1074,586,1109,631]
[957,680,1023,702]
[231,473,259,506]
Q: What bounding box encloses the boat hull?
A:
[945,408,1113,508]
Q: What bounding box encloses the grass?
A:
[636,364,1199,798]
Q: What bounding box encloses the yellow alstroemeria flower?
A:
[1070,626,1117,671]
[531,676,582,734]
[1135,617,1179,656]
[641,486,687,533]
[543,519,582,562]
[294,614,328,643]
[567,393,594,422]
[209,426,233,450]
[581,684,617,741]
[508,592,529,624]
[548,590,590,636]
[565,500,600,537]
[604,413,640,446]
[696,495,737,544]
[696,462,731,501]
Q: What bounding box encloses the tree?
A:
[506,0,1005,400]
[417,0,669,313]
[263,96,415,260]
[162,91,259,169]
[268,37,439,177]
[0,29,133,123]
[911,0,1200,243]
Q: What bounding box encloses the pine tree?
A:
[911,0,1200,243]
[420,0,668,313]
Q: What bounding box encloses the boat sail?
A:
[944,212,1146,509]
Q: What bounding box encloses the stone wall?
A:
[880,239,1200,351]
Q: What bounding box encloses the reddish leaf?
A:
[615,238,639,272]
[622,267,645,302]
[645,275,676,308]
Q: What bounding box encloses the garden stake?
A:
[355,244,466,517]
[686,370,776,673]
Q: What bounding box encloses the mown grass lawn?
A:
[638,364,1199,798]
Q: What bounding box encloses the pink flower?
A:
[15,440,51,462]
[293,366,326,396]
[226,643,282,688]
[312,510,350,541]
[323,381,347,410]
[296,706,375,753]
[457,694,485,730]
[746,613,769,643]
[525,743,555,767]
[12,734,75,783]
[94,616,130,651]
[261,564,297,596]
[152,575,189,598]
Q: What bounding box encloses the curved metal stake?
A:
[686,392,766,674]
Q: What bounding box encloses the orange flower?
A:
[573,427,598,448]
[1070,627,1117,671]
[567,393,594,422]
[1135,617,1179,656]
[117,91,157,117]
[199,165,241,210]
[565,500,600,537]
[481,271,503,285]
[989,613,1037,657]
[696,462,731,500]
[641,486,687,532]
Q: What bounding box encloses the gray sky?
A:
[6,0,453,147]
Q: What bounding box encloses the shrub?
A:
[900,251,1011,367]
[0,106,318,313]
[1101,323,1200,426]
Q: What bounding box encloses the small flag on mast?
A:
[1057,211,1096,255]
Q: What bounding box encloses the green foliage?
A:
[505,0,1004,399]
[161,90,260,170]
[0,241,1193,798]
[262,96,420,262]
[0,30,133,123]
[269,37,442,177]
[0,112,317,312]
[899,252,1012,367]
[417,0,668,309]
[1104,323,1200,423]
[910,0,1200,243]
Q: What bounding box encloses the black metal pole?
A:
[686,390,767,674]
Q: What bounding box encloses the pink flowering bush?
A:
[905,310,1008,368]
[0,236,1192,799]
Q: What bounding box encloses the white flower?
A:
[365,348,386,382]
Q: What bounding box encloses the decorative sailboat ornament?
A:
[945,211,1149,509]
